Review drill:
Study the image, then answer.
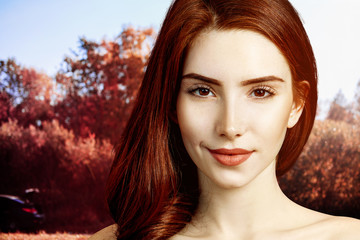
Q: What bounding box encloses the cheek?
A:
[252,100,292,149]
[176,97,214,147]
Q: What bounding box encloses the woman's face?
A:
[176,30,303,189]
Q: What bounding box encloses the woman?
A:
[91,0,360,239]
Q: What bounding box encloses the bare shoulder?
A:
[289,202,360,239]
[88,224,118,240]
[281,214,360,240]
[324,216,360,239]
[305,215,360,240]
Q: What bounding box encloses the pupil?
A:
[255,90,265,96]
[200,89,209,95]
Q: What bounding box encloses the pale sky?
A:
[1,0,360,104]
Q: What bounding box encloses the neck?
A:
[192,161,293,236]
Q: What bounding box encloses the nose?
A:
[215,98,244,140]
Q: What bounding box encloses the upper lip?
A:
[208,148,252,155]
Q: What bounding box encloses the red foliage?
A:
[54,27,155,143]
[279,119,360,218]
[0,120,114,232]
[0,59,55,127]
[0,27,155,232]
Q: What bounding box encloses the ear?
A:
[287,102,304,128]
[287,80,309,128]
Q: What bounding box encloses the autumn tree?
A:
[354,80,360,122]
[55,27,155,143]
[0,27,155,232]
[0,119,114,232]
[280,119,360,218]
[0,58,55,127]
[326,90,354,123]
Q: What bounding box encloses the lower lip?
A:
[209,151,253,166]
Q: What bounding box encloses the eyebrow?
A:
[181,73,285,86]
[182,73,221,85]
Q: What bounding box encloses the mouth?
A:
[208,148,253,166]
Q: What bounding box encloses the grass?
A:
[0,232,91,240]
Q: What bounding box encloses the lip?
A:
[208,148,253,166]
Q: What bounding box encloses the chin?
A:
[198,157,276,190]
[198,167,257,190]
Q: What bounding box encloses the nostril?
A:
[215,111,244,139]
[218,128,242,139]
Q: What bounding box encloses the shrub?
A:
[0,119,114,232]
[279,119,360,218]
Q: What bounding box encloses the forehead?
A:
[184,29,292,84]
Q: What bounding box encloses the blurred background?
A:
[0,0,359,236]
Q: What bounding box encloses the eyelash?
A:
[249,85,276,99]
[187,84,277,99]
[188,85,215,97]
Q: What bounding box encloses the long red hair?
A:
[106,0,317,239]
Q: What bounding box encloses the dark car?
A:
[0,194,45,232]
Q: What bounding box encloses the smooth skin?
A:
[171,30,360,240]
[89,30,360,240]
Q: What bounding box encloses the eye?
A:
[190,87,215,97]
[253,89,269,97]
[249,86,275,98]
